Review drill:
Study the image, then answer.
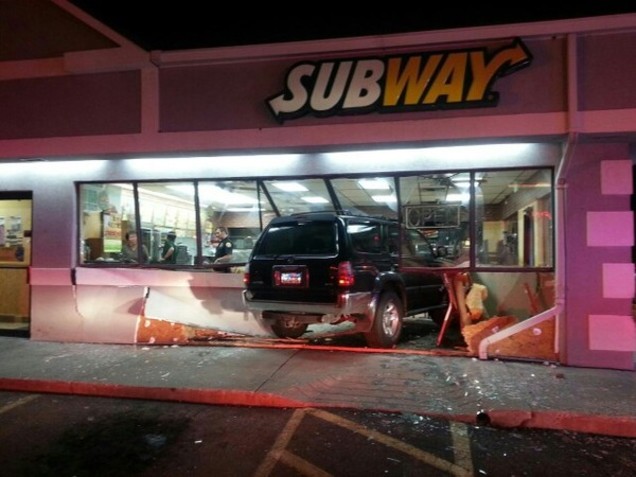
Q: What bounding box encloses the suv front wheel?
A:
[364,291,404,348]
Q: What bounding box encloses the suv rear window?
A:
[256,221,337,255]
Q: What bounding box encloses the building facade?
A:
[0,1,634,370]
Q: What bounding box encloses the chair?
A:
[436,272,472,346]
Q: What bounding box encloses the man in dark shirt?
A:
[160,231,177,264]
[213,227,233,267]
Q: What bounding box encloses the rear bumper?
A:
[242,290,374,317]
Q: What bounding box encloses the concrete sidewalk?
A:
[0,336,634,438]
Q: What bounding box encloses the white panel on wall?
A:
[587,211,634,246]
[602,263,635,298]
[589,314,636,352]
[601,160,633,195]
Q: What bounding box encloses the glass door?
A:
[0,191,32,337]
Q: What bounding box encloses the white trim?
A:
[478,305,562,359]
[0,112,569,161]
[74,267,244,288]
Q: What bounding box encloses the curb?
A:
[447,409,636,438]
[2,378,635,438]
[0,378,306,408]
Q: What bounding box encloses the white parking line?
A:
[309,408,472,477]
[253,408,312,477]
[254,407,473,477]
[450,421,475,475]
[0,394,39,415]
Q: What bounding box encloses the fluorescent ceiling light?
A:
[358,178,390,190]
[446,193,469,202]
[323,143,533,168]
[302,196,329,204]
[125,154,303,175]
[202,186,257,205]
[372,194,397,203]
[272,182,308,192]
[1,159,106,177]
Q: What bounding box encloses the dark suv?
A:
[242,212,449,348]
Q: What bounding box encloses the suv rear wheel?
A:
[270,315,309,339]
[364,291,404,348]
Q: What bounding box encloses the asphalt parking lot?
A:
[1,391,635,477]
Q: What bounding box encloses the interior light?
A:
[372,194,397,203]
[302,196,329,203]
[198,185,257,205]
[358,178,390,190]
[0,159,106,177]
[446,193,469,202]
[323,143,533,168]
[272,182,308,192]
[125,154,304,175]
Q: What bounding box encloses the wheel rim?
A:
[380,299,400,337]
[283,318,303,330]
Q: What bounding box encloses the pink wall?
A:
[579,32,636,111]
[0,71,141,139]
[563,143,634,369]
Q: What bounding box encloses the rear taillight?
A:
[243,264,250,285]
[337,261,355,287]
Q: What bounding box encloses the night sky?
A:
[68,2,636,51]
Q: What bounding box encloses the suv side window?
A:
[388,223,400,255]
[347,221,384,254]
[401,228,439,265]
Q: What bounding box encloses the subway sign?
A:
[267,38,532,123]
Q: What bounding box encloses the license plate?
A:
[280,271,303,285]
[274,267,307,287]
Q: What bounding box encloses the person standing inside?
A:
[213,227,233,271]
[160,231,177,264]
[122,231,149,263]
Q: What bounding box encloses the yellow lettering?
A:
[467,42,531,101]
[383,55,442,106]
[423,53,467,104]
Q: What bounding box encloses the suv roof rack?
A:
[287,210,396,221]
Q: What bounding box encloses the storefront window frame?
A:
[76,166,555,274]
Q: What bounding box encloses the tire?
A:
[271,317,309,339]
[364,291,404,348]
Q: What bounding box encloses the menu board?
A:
[0,216,26,262]
[103,212,122,254]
